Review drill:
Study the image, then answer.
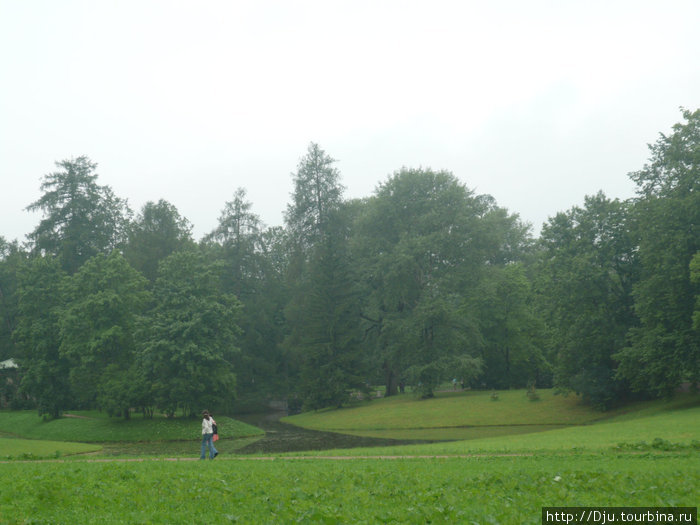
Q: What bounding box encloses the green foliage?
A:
[536,192,638,408]
[354,168,523,396]
[59,252,151,415]
[25,156,130,274]
[124,199,194,282]
[616,108,700,396]
[470,264,547,389]
[0,238,25,363]
[692,251,700,331]
[138,248,241,416]
[13,256,72,418]
[284,142,344,248]
[405,354,483,399]
[205,190,288,399]
[4,108,700,420]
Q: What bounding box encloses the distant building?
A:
[0,358,19,370]
[0,358,20,408]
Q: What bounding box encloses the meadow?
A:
[0,410,264,459]
[0,453,696,524]
[0,391,698,523]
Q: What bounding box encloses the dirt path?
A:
[1,452,534,464]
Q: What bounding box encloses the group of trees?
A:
[0,110,698,417]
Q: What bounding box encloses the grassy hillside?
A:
[0,410,263,443]
[0,437,102,459]
[283,389,700,445]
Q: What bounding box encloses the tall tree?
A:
[354,168,491,396]
[285,208,365,409]
[205,190,288,398]
[26,156,130,274]
[691,251,700,332]
[205,188,262,297]
[124,200,193,282]
[0,238,26,361]
[138,248,241,416]
[282,144,352,407]
[535,193,638,407]
[58,252,151,417]
[13,256,71,418]
[284,143,344,249]
[470,263,546,390]
[615,109,700,396]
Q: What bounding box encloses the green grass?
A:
[0,437,102,460]
[0,394,698,523]
[283,389,699,439]
[0,410,263,443]
[287,388,697,429]
[0,453,696,524]
[283,403,700,457]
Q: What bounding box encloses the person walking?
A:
[200,410,218,460]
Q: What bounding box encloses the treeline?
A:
[0,109,698,417]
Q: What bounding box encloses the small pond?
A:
[234,412,433,454]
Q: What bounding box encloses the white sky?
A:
[1,0,699,242]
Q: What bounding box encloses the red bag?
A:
[213,433,219,442]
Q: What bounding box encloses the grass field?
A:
[0,453,696,524]
[0,437,101,459]
[283,388,699,436]
[0,410,264,460]
[0,410,263,443]
[0,392,698,523]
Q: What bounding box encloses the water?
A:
[234,412,431,454]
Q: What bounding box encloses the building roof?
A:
[0,358,18,369]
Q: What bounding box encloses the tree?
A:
[282,144,353,407]
[285,208,365,409]
[470,263,547,390]
[535,193,638,407]
[204,191,289,399]
[124,200,193,282]
[0,238,26,361]
[354,168,492,396]
[691,251,700,332]
[284,143,344,249]
[26,156,131,274]
[615,109,700,396]
[138,248,241,416]
[58,252,151,417]
[13,256,71,418]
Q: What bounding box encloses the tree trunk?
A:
[383,362,398,396]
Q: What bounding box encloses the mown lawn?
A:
[0,410,263,443]
[284,389,700,441]
[0,437,101,459]
[285,403,700,457]
[0,453,696,524]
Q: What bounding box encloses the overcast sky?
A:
[2,1,699,243]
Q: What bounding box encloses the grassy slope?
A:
[0,410,263,443]
[284,404,700,457]
[280,389,700,456]
[284,389,698,432]
[0,437,101,459]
